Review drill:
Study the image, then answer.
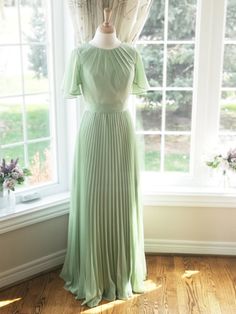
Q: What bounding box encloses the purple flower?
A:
[227,148,236,161]
[1,158,19,175]
[0,158,31,190]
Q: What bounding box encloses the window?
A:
[1,0,235,203]
[219,0,236,148]
[131,0,236,190]
[0,0,65,196]
[135,0,197,175]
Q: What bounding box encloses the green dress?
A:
[59,42,150,308]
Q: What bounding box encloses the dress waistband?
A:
[84,108,129,114]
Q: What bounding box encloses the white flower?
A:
[11,167,24,179]
[3,178,16,191]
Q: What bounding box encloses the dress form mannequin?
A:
[89,8,121,49]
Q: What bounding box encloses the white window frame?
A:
[131,0,236,195]
[1,0,236,232]
[0,0,71,205]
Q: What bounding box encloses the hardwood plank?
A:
[175,255,212,314]
[195,256,221,314]
[175,255,195,313]
[214,257,236,314]
[0,254,236,313]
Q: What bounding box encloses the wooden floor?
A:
[0,254,236,313]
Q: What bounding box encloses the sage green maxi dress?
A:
[59,42,150,308]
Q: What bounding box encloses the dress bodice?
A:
[62,42,150,113]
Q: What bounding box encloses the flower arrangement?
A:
[206,147,236,175]
[0,158,31,192]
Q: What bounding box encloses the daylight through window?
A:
[0,0,57,188]
[135,0,197,175]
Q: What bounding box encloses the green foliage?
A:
[138,44,163,86]
[141,0,165,40]
[206,155,223,169]
[138,0,196,137]
[145,151,160,171]
[20,0,33,5]
[139,91,162,110]
[222,103,236,111]
[26,104,50,139]
[225,0,236,39]
[141,0,197,41]
[223,45,236,87]
[166,91,192,114]
[0,105,23,145]
[165,153,190,172]
[168,0,196,40]
[220,91,236,131]
[27,0,47,79]
[167,44,194,87]
[143,150,189,172]
[0,104,49,145]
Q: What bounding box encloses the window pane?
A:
[164,135,190,172]
[20,0,47,44]
[168,0,197,40]
[1,146,25,168]
[0,0,56,191]
[166,91,192,131]
[140,0,164,40]
[220,91,236,132]
[28,140,54,186]
[167,44,194,87]
[225,0,236,41]
[138,44,163,87]
[0,1,19,44]
[0,46,22,96]
[25,94,50,140]
[137,134,161,171]
[22,45,49,94]
[218,134,236,149]
[135,91,162,131]
[222,45,236,87]
[0,97,23,145]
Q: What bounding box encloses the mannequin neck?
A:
[89,28,121,49]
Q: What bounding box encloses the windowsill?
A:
[143,184,236,194]
[0,191,70,235]
[0,185,236,235]
[142,185,236,207]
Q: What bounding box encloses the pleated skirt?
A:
[59,109,147,308]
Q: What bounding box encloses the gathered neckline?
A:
[87,42,125,51]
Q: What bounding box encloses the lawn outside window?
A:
[130,0,236,193]
[0,0,68,209]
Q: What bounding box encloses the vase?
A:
[222,172,230,190]
[218,169,236,191]
[227,170,236,188]
[0,187,4,209]
[6,189,16,211]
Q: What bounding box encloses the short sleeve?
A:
[132,50,150,95]
[61,48,82,99]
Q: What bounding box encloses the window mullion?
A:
[206,0,227,141]
[17,0,29,168]
[191,0,227,186]
[160,0,169,173]
[47,0,67,193]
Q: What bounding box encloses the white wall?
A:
[1,205,236,290]
[0,215,67,273]
[144,206,236,242]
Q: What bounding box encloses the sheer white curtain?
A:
[67,0,153,45]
